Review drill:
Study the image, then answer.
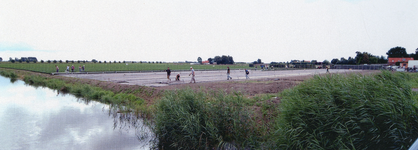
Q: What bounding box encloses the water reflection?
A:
[0,76,153,150]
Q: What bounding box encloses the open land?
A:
[60,69,380,97]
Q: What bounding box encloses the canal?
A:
[0,76,153,150]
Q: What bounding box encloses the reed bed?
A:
[274,71,418,149]
[153,89,260,149]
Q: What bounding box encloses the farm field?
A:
[0,62,253,73]
[60,68,370,87]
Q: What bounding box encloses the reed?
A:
[153,88,259,149]
[273,71,418,149]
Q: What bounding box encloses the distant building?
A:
[388,57,413,66]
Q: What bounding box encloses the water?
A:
[0,76,153,150]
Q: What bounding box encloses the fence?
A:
[333,65,386,70]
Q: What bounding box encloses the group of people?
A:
[165,66,249,84]
[55,65,85,73]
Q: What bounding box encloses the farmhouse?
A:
[387,57,413,66]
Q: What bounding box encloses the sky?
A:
[0,0,417,63]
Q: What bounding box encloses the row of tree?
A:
[331,52,388,65]
[201,55,234,64]
[386,46,418,60]
[332,47,418,65]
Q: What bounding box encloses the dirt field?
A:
[60,69,381,97]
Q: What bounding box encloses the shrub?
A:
[274,71,418,149]
[59,60,63,63]
[47,60,51,63]
[53,60,57,63]
[40,60,44,63]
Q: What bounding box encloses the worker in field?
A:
[165,67,171,82]
[245,69,250,79]
[56,65,59,72]
[227,66,232,80]
[189,67,195,83]
[176,73,180,81]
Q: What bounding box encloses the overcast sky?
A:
[1,0,417,63]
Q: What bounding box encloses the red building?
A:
[387,57,414,66]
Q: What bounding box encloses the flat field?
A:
[0,62,253,73]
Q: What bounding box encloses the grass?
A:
[273,71,418,149]
[0,62,251,73]
[16,70,150,116]
[153,88,259,149]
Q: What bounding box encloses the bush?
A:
[274,71,418,149]
[47,60,51,63]
[59,60,63,63]
[53,60,57,63]
[40,60,44,63]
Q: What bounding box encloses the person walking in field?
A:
[79,66,82,72]
[165,67,171,82]
[71,65,75,72]
[189,67,195,83]
[82,65,85,71]
[245,69,250,79]
[227,67,232,80]
[66,65,70,73]
[56,65,59,72]
[326,67,330,73]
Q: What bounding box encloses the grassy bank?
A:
[0,62,252,73]
[0,68,152,116]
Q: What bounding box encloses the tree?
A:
[257,59,262,64]
[362,53,370,64]
[197,57,202,64]
[386,46,408,58]
[214,56,222,64]
[208,58,213,64]
[323,60,330,65]
[331,58,339,64]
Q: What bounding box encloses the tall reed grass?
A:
[274,71,418,149]
[153,89,259,149]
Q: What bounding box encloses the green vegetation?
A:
[18,72,149,115]
[0,62,250,73]
[273,71,418,149]
[153,89,259,149]
[153,71,418,149]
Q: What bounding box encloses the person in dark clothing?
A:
[245,69,249,79]
[176,73,180,81]
[165,67,171,82]
[227,67,232,80]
